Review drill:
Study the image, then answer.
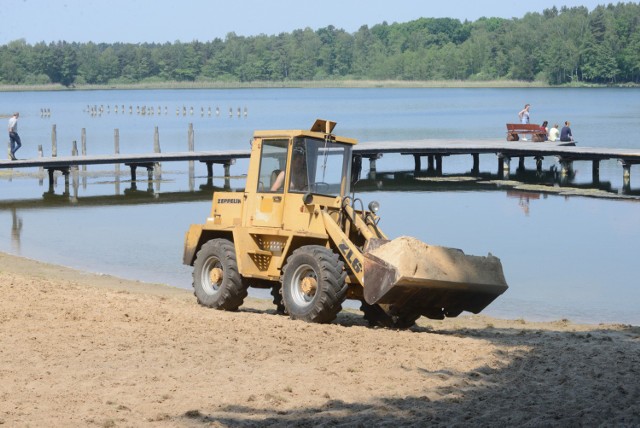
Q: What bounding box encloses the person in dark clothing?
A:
[560,121,573,142]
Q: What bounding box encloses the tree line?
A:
[1,3,639,87]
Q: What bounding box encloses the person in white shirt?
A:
[548,123,560,142]
[8,112,21,160]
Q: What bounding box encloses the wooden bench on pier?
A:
[506,123,546,142]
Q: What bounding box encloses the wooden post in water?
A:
[114,128,121,194]
[153,126,161,153]
[188,123,195,191]
[51,124,57,157]
[472,153,480,175]
[38,144,44,183]
[153,126,162,180]
[81,128,87,172]
[188,123,194,151]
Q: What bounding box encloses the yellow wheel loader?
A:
[183,119,508,328]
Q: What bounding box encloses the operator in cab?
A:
[270,145,308,191]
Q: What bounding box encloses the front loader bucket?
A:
[363,237,508,319]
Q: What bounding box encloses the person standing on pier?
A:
[8,112,21,160]
[518,104,531,141]
[518,104,531,124]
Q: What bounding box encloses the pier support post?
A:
[471,153,479,175]
[622,161,631,189]
[62,168,70,195]
[518,156,525,172]
[427,155,435,172]
[224,161,232,189]
[413,154,421,172]
[46,167,70,194]
[435,155,443,175]
[367,154,382,179]
[535,156,544,173]
[497,153,511,179]
[205,162,213,178]
[559,158,573,177]
[592,159,600,183]
[47,169,54,193]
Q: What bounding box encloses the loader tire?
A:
[270,282,287,315]
[192,239,247,311]
[360,301,420,330]
[281,245,347,323]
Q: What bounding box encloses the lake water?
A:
[1,87,639,325]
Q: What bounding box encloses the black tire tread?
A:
[281,245,347,323]
[192,239,247,311]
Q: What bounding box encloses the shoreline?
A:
[1,79,639,92]
[1,250,638,426]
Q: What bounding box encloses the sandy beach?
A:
[0,251,638,427]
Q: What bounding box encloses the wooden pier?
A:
[1,139,640,190]
[354,139,640,186]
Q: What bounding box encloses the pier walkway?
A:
[1,139,639,188]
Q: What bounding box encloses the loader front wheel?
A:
[192,239,247,310]
[281,246,347,323]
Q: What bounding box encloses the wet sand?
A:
[0,251,638,426]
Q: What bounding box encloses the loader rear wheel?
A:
[281,246,347,323]
[192,239,247,310]
[271,283,287,315]
[360,301,420,330]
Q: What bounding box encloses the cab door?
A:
[245,138,288,228]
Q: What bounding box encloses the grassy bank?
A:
[0,79,551,92]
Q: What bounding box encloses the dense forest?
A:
[1,3,639,86]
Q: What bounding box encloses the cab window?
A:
[258,139,288,193]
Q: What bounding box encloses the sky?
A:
[0,0,612,45]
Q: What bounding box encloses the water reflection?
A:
[10,207,22,253]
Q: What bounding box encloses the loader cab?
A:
[246,121,355,229]
[256,135,353,199]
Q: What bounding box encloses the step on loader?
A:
[183,119,508,328]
